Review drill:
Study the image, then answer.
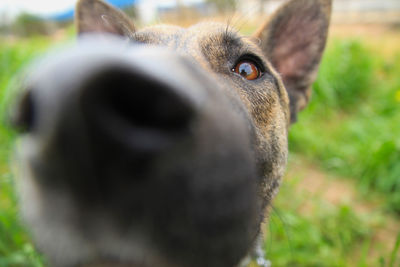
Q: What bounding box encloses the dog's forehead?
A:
[134,24,185,46]
[135,22,248,51]
[186,22,241,39]
[134,22,262,73]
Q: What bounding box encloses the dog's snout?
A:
[14,41,261,267]
[80,66,196,153]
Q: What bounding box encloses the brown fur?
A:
[12,0,331,266]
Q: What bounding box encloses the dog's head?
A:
[12,0,331,266]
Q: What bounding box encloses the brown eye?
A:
[233,60,260,80]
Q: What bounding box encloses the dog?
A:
[11,0,331,266]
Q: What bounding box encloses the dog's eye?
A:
[233,60,261,80]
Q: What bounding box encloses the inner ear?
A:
[254,0,332,123]
[76,0,135,37]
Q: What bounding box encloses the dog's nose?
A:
[80,64,196,155]
[12,38,208,191]
[14,65,195,152]
[13,38,205,153]
[12,37,260,267]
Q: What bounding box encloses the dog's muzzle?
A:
[12,36,261,267]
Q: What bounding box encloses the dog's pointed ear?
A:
[254,0,332,123]
[76,0,135,37]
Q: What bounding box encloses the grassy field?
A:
[0,37,54,267]
[290,33,400,213]
[0,25,399,266]
[265,26,400,266]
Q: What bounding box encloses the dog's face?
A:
[12,0,331,266]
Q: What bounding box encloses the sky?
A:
[0,0,204,20]
[0,0,77,18]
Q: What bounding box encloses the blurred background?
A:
[0,0,399,266]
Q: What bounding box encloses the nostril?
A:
[102,74,194,132]
[12,89,36,132]
[80,67,195,150]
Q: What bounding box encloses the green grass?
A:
[0,37,52,267]
[266,169,371,267]
[289,38,400,213]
